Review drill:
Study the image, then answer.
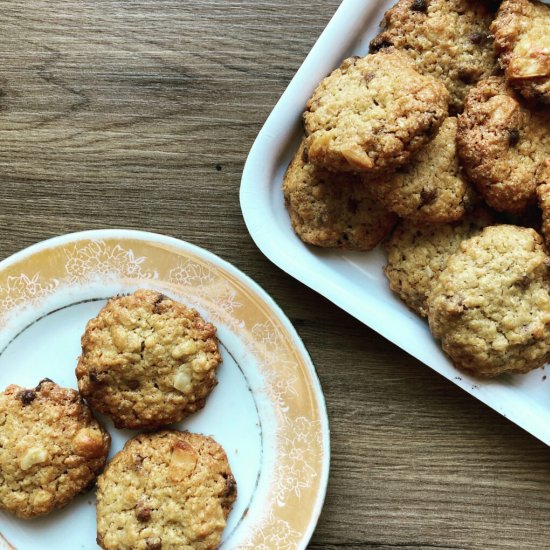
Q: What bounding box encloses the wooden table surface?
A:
[1,1,550,548]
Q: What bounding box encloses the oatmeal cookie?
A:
[367,117,477,223]
[536,158,550,245]
[303,49,449,174]
[96,431,236,550]
[369,0,498,113]
[0,379,110,519]
[76,290,221,430]
[283,140,397,250]
[457,76,550,213]
[384,209,493,317]
[492,0,550,104]
[427,225,550,376]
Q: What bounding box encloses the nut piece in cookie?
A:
[283,140,397,251]
[491,0,550,104]
[96,431,237,550]
[76,289,221,430]
[369,0,498,113]
[384,208,494,317]
[0,379,110,519]
[457,76,550,213]
[427,225,550,377]
[303,49,449,174]
[367,117,477,223]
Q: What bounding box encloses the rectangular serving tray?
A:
[240,0,550,446]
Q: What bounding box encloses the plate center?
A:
[0,299,262,549]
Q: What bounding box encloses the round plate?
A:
[0,230,329,550]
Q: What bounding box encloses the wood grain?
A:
[1,1,550,548]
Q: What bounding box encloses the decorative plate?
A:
[0,230,330,549]
[240,0,550,447]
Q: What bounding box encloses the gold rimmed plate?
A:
[0,230,329,550]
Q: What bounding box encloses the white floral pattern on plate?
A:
[64,240,158,284]
[0,274,59,327]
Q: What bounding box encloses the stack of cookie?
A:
[284,0,550,378]
[0,290,236,550]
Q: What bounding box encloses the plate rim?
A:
[0,228,331,549]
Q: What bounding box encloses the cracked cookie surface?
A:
[76,289,221,430]
[96,431,236,550]
[367,117,476,223]
[369,0,498,113]
[457,76,550,213]
[283,140,397,250]
[384,209,493,317]
[303,49,449,174]
[427,225,550,377]
[492,0,550,104]
[0,379,110,519]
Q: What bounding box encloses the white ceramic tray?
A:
[0,230,329,550]
[240,0,550,446]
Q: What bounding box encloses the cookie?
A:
[427,225,550,377]
[491,0,550,104]
[76,290,221,430]
[536,158,550,246]
[367,117,477,223]
[384,209,493,317]
[0,379,110,519]
[96,430,236,550]
[303,49,449,174]
[283,140,397,250]
[369,0,498,113]
[457,76,550,213]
